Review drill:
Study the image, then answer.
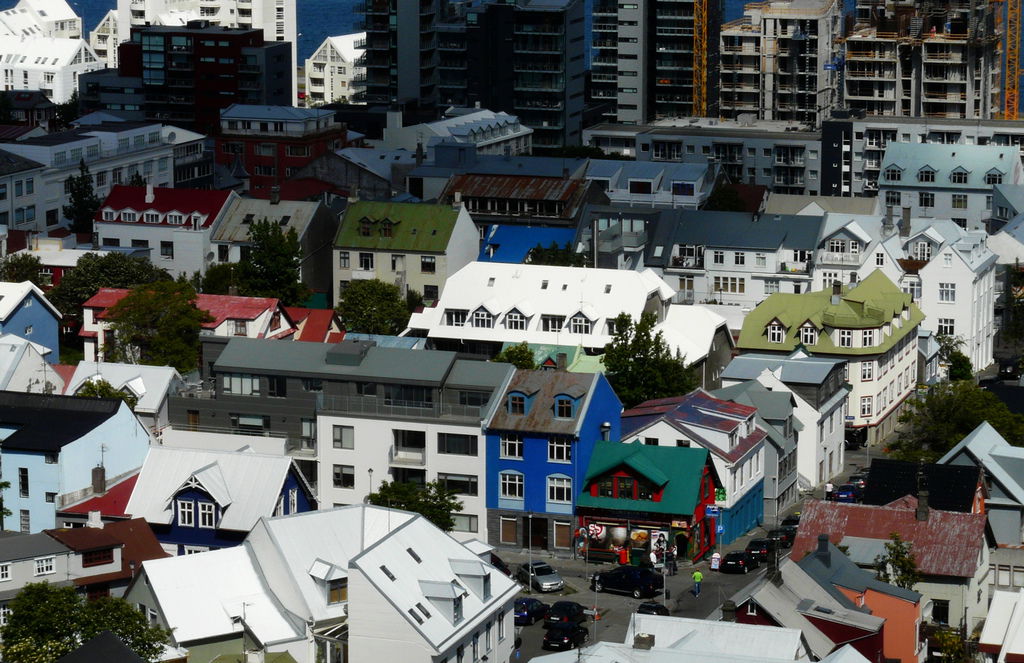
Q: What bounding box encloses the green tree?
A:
[367,480,463,531]
[240,219,310,305]
[105,281,212,373]
[335,279,409,335]
[194,262,241,295]
[493,342,537,369]
[74,378,138,410]
[55,90,80,130]
[48,252,170,321]
[603,312,698,409]
[934,628,967,663]
[874,533,921,590]
[527,242,587,267]
[947,350,973,381]
[61,160,102,234]
[703,183,748,212]
[0,253,43,286]
[406,288,424,313]
[1,583,169,663]
[893,380,1024,461]
[127,172,147,187]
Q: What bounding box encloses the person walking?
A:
[692,569,703,598]
[666,546,678,576]
[825,481,834,501]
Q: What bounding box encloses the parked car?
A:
[781,513,800,528]
[834,483,859,503]
[544,601,587,626]
[745,538,776,562]
[720,550,759,574]
[767,528,794,549]
[490,552,512,577]
[848,474,868,493]
[636,602,670,616]
[517,561,565,592]
[590,565,664,598]
[999,357,1021,381]
[542,623,589,650]
[514,597,549,625]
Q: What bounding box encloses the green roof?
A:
[578,441,710,515]
[336,201,458,252]
[737,270,924,356]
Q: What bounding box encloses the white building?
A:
[0,333,62,393]
[115,0,298,102]
[815,209,997,371]
[65,362,183,434]
[305,33,364,106]
[88,10,118,68]
[722,351,849,489]
[125,505,518,663]
[0,0,82,38]
[584,159,713,209]
[0,122,207,231]
[380,109,533,157]
[0,35,101,103]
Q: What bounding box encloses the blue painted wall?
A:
[0,290,60,363]
[154,467,315,555]
[486,373,622,518]
[718,479,764,545]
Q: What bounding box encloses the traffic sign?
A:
[583,609,597,616]
[716,525,724,534]
[705,505,720,516]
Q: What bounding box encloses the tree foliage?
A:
[105,281,212,373]
[335,279,409,335]
[367,480,463,532]
[874,533,921,590]
[1,583,169,663]
[48,252,170,320]
[947,351,973,381]
[494,342,537,369]
[193,262,239,295]
[240,219,310,305]
[74,378,138,410]
[892,380,1024,462]
[1001,262,1024,345]
[62,160,102,234]
[603,312,698,409]
[127,172,147,187]
[934,628,968,663]
[703,183,748,212]
[55,90,80,131]
[527,242,587,267]
[0,253,43,286]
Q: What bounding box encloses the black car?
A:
[720,550,759,574]
[848,474,868,495]
[590,565,664,599]
[542,623,589,650]
[636,602,670,616]
[1000,358,1021,381]
[781,513,800,528]
[745,538,776,562]
[767,528,794,549]
[514,597,549,625]
[544,601,587,626]
[490,552,512,577]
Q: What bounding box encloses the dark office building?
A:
[360,0,585,150]
[80,21,292,135]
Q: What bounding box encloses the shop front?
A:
[576,507,714,564]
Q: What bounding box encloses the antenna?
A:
[99,443,108,468]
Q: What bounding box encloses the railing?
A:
[779,260,809,274]
[389,445,426,466]
[673,290,695,304]
[317,394,483,420]
[818,251,863,265]
[671,256,704,269]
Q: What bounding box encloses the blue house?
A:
[0,391,151,533]
[484,369,622,552]
[124,446,316,555]
[0,281,61,362]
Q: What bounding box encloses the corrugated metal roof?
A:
[881,142,1020,190]
[623,613,806,661]
[721,352,844,385]
[443,173,581,202]
[486,369,595,435]
[125,447,299,532]
[336,201,459,252]
[85,289,281,328]
[212,197,322,243]
[792,497,987,578]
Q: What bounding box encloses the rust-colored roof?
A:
[84,288,280,328]
[284,307,343,343]
[792,497,987,578]
[60,474,138,517]
[51,364,77,392]
[487,370,596,435]
[443,173,582,203]
[46,526,121,552]
[63,518,169,587]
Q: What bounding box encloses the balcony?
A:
[389,445,426,466]
[671,256,704,269]
[779,260,809,274]
[818,251,863,266]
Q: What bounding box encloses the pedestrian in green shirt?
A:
[692,569,703,598]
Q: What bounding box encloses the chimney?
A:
[453,191,462,209]
[556,352,567,371]
[633,634,655,650]
[87,510,102,528]
[270,186,281,205]
[882,205,894,236]
[830,280,841,305]
[900,206,911,237]
[816,533,831,566]
[721,600,737,622]
[144,183,154,204]
[91,465,106,495]
[916,490,929,521]
[386,109,403,132]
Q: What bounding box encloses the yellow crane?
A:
[1007,0,1019,119]
[694,0,708,116]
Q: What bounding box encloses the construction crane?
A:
[1007,0,1019,119]
[693,0,708,116]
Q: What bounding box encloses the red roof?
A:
[95,185,233,228]
[51,364,77,391]
[284,307,343,343]
[443,173,582,203]
[60,473,138,517]
[278,177,348,201]
[792,497,988,578]
[48,518,169,587]
[84,288,280,328]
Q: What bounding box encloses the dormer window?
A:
[917,167,935,183]
[884,167,901,182]
[505,310,526,330]
[102,210,115,221]
[472,309,493,328]
[862,329,875,346]
[176,499,194,527]
[913,241,932,260]
[541,315,564,332]
[381,222,393,238]
[328,578,347,603]
[198,501,215,528]
[839,330,853,347]
[122,211,136,222]
[359,222,372,237]
[554,397,573,419]
[800,325,817,345]
[167,213,184,225]
[569,314,592,334]
[767,323,785,344]
[508,393,525,415]
[950,169,969,184]
[445,309,468,327]
[144,212,160,223]
[986,170,1004,185]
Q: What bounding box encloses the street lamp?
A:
[527,513,533,594]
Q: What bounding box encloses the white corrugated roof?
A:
[66,361,181,414]
[125,446,297,530]
[0,280,60,320]
[0,36,95,67]
[979,589,1024,661]
[624,613,806,660]
[140,546,302,645]
[659,305,730,363]
[324,32,364,63]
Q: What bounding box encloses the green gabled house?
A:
[576,441,721,564]
[737,269,924,446]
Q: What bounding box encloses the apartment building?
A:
[0,35,101,103]
[305,33,364,106]
[89,10,118,68]
[590,0,722,123]
[720,0,842,128]
[842,0,1001,119]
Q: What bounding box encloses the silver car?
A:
[517,561,565,592]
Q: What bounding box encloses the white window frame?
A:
[860,396,873,418]
[861,361,874,381]
[800,326,817,346]
[500,434,523,459]
[34,556,55,576]
[839,330,852,347]
[198,501,215,528]
[767,324,785,344]
[500,472,524,499]
[547,476,572,503]
[177,499,195,527]
[939,282,956,303]
[548,437,571,463]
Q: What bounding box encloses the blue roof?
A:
[478,224,577,263]
[881,142,1018,190]
[220,104,335,122]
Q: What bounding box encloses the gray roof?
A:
[798,540,922,604]
[0,148,42,176]
[445,360,515,390]
[214,337,460,385]
[837,536,889,567]
[881,142,1018,190]
[221,104,335,122]
[585,159,708,192]
[338,147,417,181]
[939,422,1024,506]
[721,352,844,385]
[713,382,798,455]
[212,197,323,243]
[486,369,597,435]
[0,532,70,562]
[994,183,1024,216]
[764,193,878,216]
